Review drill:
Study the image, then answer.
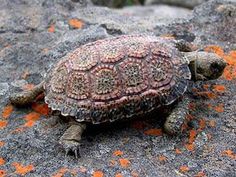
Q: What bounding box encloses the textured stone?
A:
[0,0,235,176]
[0,83,9,96]
[145,0,208,9]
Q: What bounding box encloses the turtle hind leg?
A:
[59,120,86,159]
[164,97,190,135]
[9,81,44,106]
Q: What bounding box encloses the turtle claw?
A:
[59,140,81,159]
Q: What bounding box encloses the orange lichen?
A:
[12,162,34,175]
[223,51,236,80]
[214,104,224,113]
[144,128,163,136]
[204,45,224,57]
[115,173,124,177]
[51,168,69,177]
[48,24,55,33]
[221,150,236,159]
[208,120,216,127]
[196,91,217,99]
[52,168,78,177]
[189,130,197,144]
[24,112,41,127]
[32,103,50,116]
[11,127,25,134]
[2,105,13,119]
[195,171,206,177]
[186,114,194,121]
[203,84,210,90]
[113,150,123,156]
[181,123,189,132]
[131,171,139,177]
[22,84,35,91]
[0,142,5,147]
[179,165,189,173]
[0,158,5,166]
[93,170,104,177]
[119,158,131,168]
[213,85,226,92]
[175,148,182,154]
[0,121,7,129]
[206,103,212,109]
[0,170,6,177]
[158,155,167,162]
[69,19,84,29]
[198,118,206,131]
[185,143,195,151]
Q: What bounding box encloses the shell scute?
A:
[66,71,89,100]
[119,58,148,94]
[69,44,98,71]
[50,65,68,94]
[99,39,125,63]
[91,65,121,101]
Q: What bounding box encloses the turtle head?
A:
[185,51,227,81]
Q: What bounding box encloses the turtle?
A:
[9,34,226,158]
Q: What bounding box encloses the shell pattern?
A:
[44,35,191,123]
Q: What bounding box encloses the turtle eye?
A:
[210,62,220,73]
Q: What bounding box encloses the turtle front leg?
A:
[10,81,44,106]
[59,120,86,158]
[164,97,190,135]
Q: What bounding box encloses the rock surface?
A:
[0,0,235,176]
[145,0,208,9]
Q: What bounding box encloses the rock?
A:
[91,0,142,8]
[0,83,9,96]
[0,0,235,176]
[116,5,191,19]
[145,0,208,9]
[195,132,208,148]
[10,80,28,88]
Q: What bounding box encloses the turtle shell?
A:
[44,35,191,124]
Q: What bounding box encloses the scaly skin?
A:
[164,97,190,135]
[59,121,86,158]
[9,82,44,106]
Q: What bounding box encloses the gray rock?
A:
[0,0,235,176]
[10,80,28,88]
[0,82,9,96]
[145,0,208,9]
[116,5,192,19]
[91,0,142,8]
